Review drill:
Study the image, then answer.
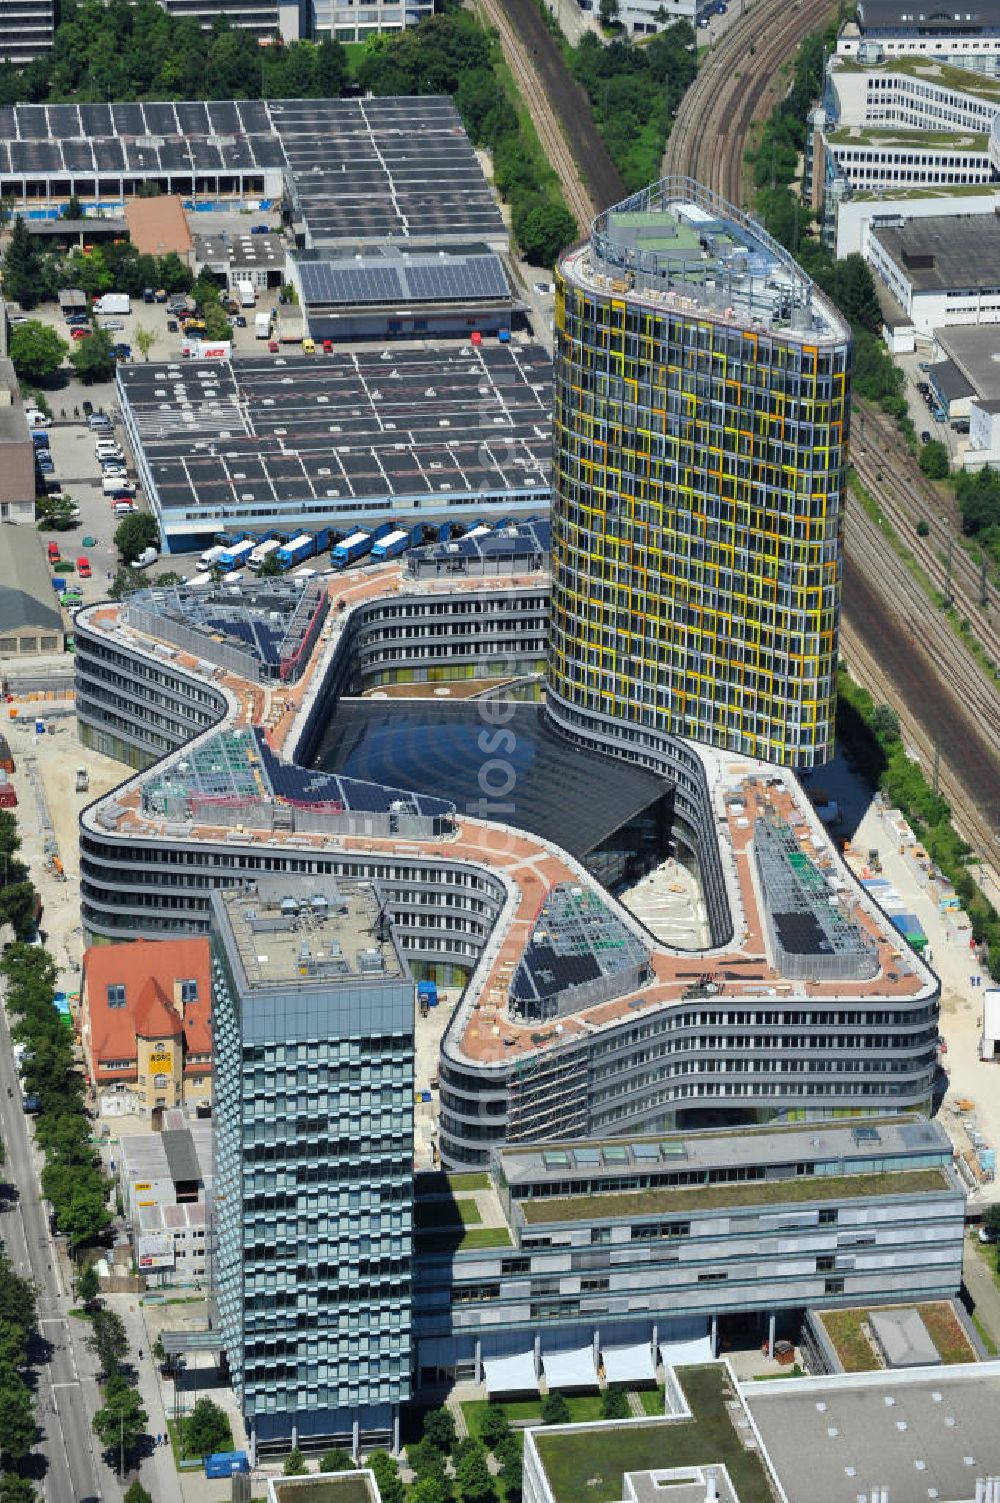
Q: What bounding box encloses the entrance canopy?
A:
[542,1345,599,1391]
[659,1333,714,1368]
[483,1351,538,1396]
[603,1342,657,1385]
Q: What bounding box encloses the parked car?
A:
[70,328,90,341]
[921,431,932,444]
[88,412,112,430]
[167,319,179,332]
[250,224,270,235]
[978,1226,997,1243]
[268,340,279,353]
[47,542,60,561]
[235,315,247,329]
[112,343,132,360]
[77,556,91,578]
[82,400,94,417]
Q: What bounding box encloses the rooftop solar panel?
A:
[207,101,240,136]
[17,105,47,140]
[47,104,81,139]
[62,139,95,172]
[144,102,180,136]
[0,109,16,141]
[111,103,145,136]
[175,102,210,136]
[79,103,114,138]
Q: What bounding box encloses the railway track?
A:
[473,0,623,232]
[664,0,837,202]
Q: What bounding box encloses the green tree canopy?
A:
[124,1482,152,1503]
[0,1376,35,1465]
[283,1447,308,1476]
[114,513,159,563]
[601,1387,629,1419]
[0,1472,36,1503]
[88,1308,129,1380]
[541,1392,570,1425]
[919,440,949,480]
[74,1261,100,1310]
[70,327,116,385]
[92,1376,147,1472]
[182,1397,232,1459]
[422,1407,457,1453]
[9,322,67,385]
[454,1447,495,1503]
[479,1404,510,1452]
[514,201,577,268]
[2,219,45,309]
[319,1448,354,1473]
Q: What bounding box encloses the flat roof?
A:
[832,52,1000,97]
[117,345,551,523]
[309,700,668,861]
[859,0,1000,28]
[295,249,511,309]
[0,97,504,250]
[561,177,847,345]
[498,1116,951,1190]
[935,324,1000,397]
[214,875,405,991]
[194,232,285,271]
[744,1367,1000,1503]
[119,1121,212,1185]
[828,126,990,151]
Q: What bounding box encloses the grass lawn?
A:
[415,1225,511,1251]
[520,1169,949,1223]
[274,1482,373,1503]
[533,1367,773,1503]
[447,1171,490,1192]
[463,1393,608,1436]
[414,1198,483,1229]
[971,1312,998,1357]
[638,1387,665,1416]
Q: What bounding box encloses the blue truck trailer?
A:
[331,529,372,569]
[204,1452,249,1479]
[371,528,409,562]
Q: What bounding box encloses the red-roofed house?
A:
[80,938,212,1114]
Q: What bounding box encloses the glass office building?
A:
[210,877,415,1455]
[550,177,853,768]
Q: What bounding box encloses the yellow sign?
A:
[148,1051,172,1068]
[134,1182,151,1192]
[137,1200,155,1207]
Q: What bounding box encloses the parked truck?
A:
[237,280,256,309]
[93,293,130,315]
[254,310,271,339]
[371,528,409,562]
[331,530,372,569]
[276,310,306,343]
[197,544,227,572]
[218,538,256,572]
[182,339,232,361]
[275,528,330,570]
[133,546,159,570]
[248,538,282,572]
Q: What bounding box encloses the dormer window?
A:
[107,985,126,1009]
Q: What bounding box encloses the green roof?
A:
[828,127,989,152]
[834,54,1000,100]
[518,1167,952,1224]
[533,1365,773,1503]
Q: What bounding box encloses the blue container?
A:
[204,1452,248,1478]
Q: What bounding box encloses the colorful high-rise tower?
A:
[549,178,852,768]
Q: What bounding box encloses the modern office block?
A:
[209,877,415,1454]
[0,0,54,64]
[413,1117,965,1387]
[550,178,852,768]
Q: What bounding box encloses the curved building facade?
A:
[550,178,852,768]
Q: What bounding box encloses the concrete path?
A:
[963,1237,1000,1353]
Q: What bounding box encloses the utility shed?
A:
[0,522,65,657]
[869,1306,941,1368]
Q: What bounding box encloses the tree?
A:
[409,1480,449,1503]
[0,885,40,942]
[182,1397,231,1458]
[108,565,147,600]
[514,201,577,268]
[541,1392,570,1425]
[916,518,930,538]
[479,1405,510,1452]
[64,195,84,221]
[368,1449,404,1503]
[114,513,160,563]
[257,552,283,576]
[983,1203,1000,1238]
[601,1387,629,1419]
[831,253,882,333]
[0,1376,35,1464]
[284,1447,308,1476]
[8,322,67,385]
[156,252,194,294]
[70,328,116,385]
[92,1375,147,1472]
[88,1308,129,1380]
[600,0,621,25]
[75,1261,100,1311]
[496,1437,522,1500]
[407,1439,449,1485]
[134,324,156,362]
[2,218,44,309]
[0,1474,36,1503]
[454,1447,494,1503]
[871,704,901,744]
[919,440,949,480]
[320,1448,354,1473]
[423,1407,457,1453]
[124,1483,152,1503]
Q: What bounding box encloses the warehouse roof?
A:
[0,523,63,639]
[871,214,1000,292]
[116,344,551,520]
[194,231,285,274]
[295,248,511,310]
[0,97,504,250]
[934,324,1000,398]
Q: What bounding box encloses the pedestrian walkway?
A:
[112,1295,184,1503]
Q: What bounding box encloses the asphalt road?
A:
[0,997,111,1503]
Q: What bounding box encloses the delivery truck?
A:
[218,539,256,572]
[371,528,409,562]
[93,293,130,315]
[248,538,282,572]
[197,544,227,571]
[275,528,330,570]
[255,310,271,339]
[237,280,256,309]
[331,530,372,569]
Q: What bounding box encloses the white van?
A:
[113,500,136,516]
[103,476,136,496]
[96,439,123,455]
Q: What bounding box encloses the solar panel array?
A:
[117,343,552,534]
[0,96,504,250]
[298,253,511,309]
